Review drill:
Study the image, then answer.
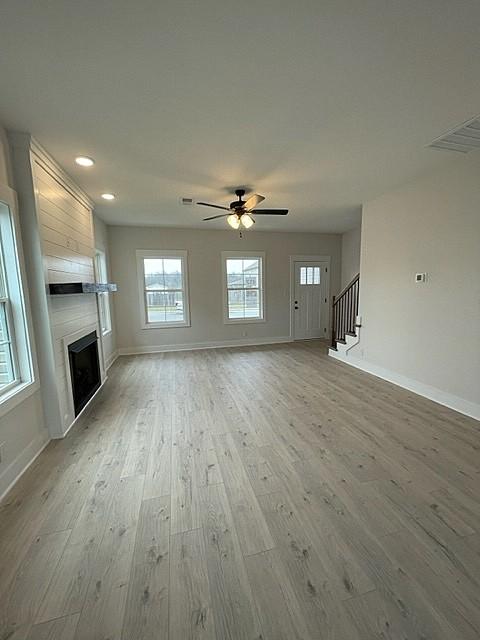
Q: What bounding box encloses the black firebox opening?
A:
[68,331,101,416]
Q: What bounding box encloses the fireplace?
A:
[68,330,101,416]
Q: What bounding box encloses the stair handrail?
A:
[331,273,360,348]
[333,273,360,306]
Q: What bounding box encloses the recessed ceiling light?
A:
[75,156,95,167]
[101,193,115,200]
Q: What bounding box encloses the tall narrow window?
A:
[95,251,111,335]
[136,250,190,328]
[0,258,17,390]
[222,252,265,322]
[0,193,34,405]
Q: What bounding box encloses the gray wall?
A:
[353,153,480,407]
[109,226,342,352]
[341,224,361,289]
[0,127,48,498]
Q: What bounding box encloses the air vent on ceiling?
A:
[180,197,194,205]
[429,114,480,153]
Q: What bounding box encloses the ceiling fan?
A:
[198,189,288,229]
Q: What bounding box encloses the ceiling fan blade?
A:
[250,209,288,215]
[244,193,265,211]
[203,214,230,221]
[197,202,230,211]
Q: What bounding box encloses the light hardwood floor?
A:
[1,341,479,639]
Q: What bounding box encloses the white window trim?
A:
[0,183,37,419]
[221,251,266,324]
[95,250,112,337]
[136,249,191,329]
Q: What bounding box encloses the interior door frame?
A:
[289,255,331,341]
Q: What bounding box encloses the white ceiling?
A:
[1,1,480,233]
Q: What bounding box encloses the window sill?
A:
[223,317,266,325]
[0,378,40,420]
[141,322,191,330]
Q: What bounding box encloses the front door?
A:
[293,261,328,340]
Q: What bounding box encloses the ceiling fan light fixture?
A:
[241,213,254,229]
[227,213,240,229]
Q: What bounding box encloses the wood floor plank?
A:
[213,433,274,556]
[121,497,170,640]
[200,483,262,640]
[171,442,202,534]
[36,445,127,623]
[143,404,172,499]
[26,614,80,640]
[74,475,144,640]
[258,490,358,639]
[170,529,217,639]
[1,530,71,638]
[378,529,480,639]
[244,549,313,640]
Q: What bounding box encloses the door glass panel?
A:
[299,265,321,285]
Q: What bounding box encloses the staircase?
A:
[329,273,360,355]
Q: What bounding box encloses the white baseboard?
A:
[0,434,50,502]
[118,336,292,356]
[105,349,119,370]
[329,350,480,421]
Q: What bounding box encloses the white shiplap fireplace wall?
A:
[10,134,105,437]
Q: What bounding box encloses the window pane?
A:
[244,272,259,288]
[99,294,106,332]
[300,267,306,285]
[0,304,9,343]
[226,260,244,288]
[144,258,164,275]
[146,291,166,323]
[226,259,244,275]
[0,304,14,388]
[163,274,183,290]
[163,258,182,275]
[245,289,260,317]
[228,289,245,318]
[0,342,14,388]
[313,267,320,285]
[227,273,244,288]
[165,291,184,322]
[96,252,108,282]
[243,259,259,274]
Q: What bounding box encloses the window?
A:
[136,250,190,328]
[0,194,34,405]
[222,252,265,322]
[95,251,112,335]
[300,266,321,285]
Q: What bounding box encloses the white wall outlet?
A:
[415,272,427,283]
